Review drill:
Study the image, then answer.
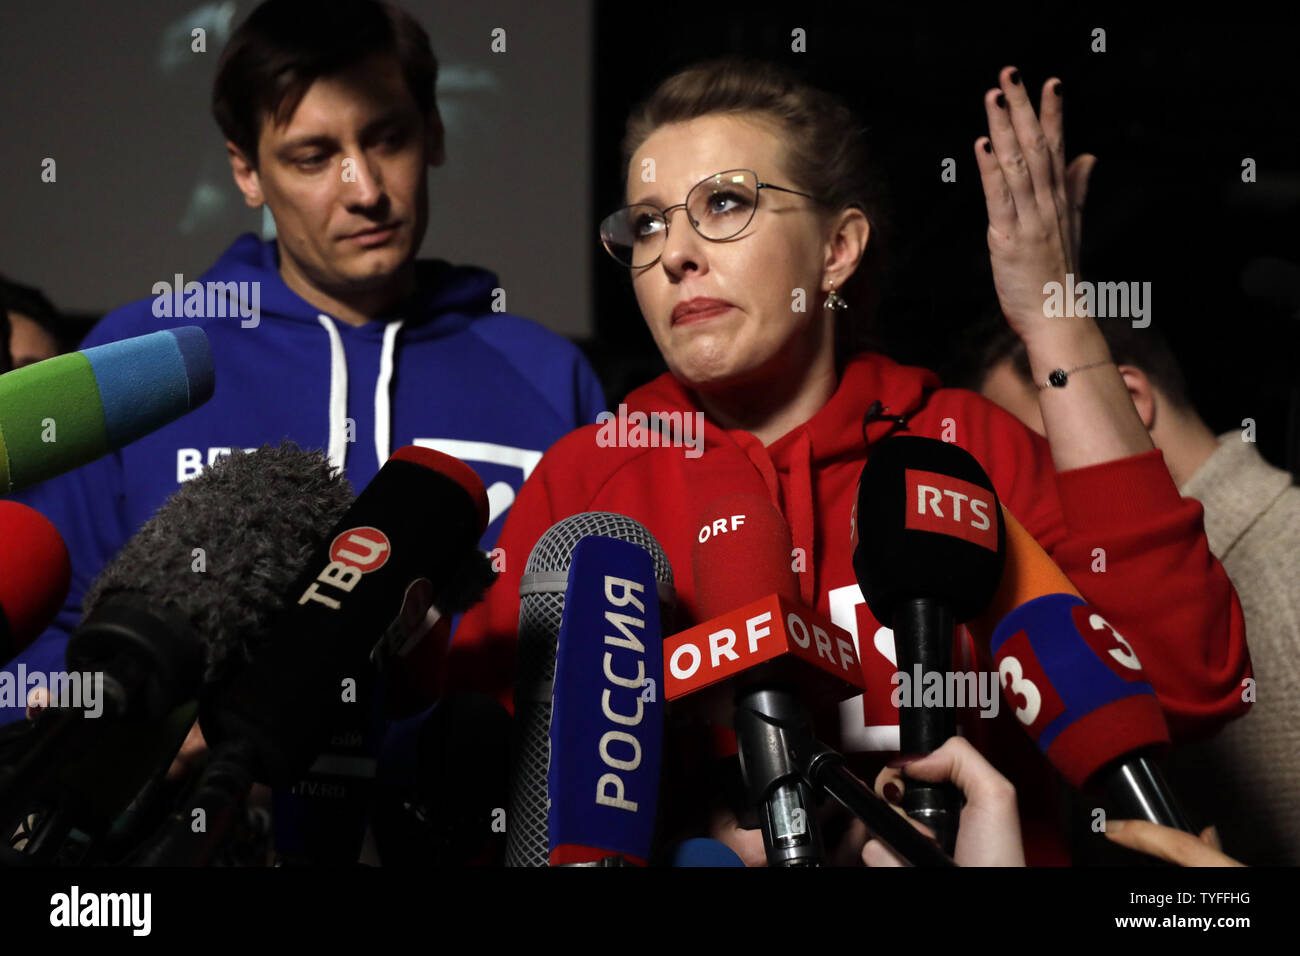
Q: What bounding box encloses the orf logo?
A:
[329,526,391,573]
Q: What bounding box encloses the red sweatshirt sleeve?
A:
[440,439,567,713]
[944,391,1251,741]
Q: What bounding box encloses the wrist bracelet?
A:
[1036,359,1113,391]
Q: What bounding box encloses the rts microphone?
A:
[0,327,213,494]
[974,507,1191,831]
[0,501,70,662]
[666,495,868,867]
[508,512,674,868]
[851,435,1007,853]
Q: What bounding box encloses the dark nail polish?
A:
[983,139,992,153]
[883,782,902,803]
[1009,69,1021,85]
[996,92,1007,109]
[1053,80,1063,97]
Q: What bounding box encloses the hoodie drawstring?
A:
[317,314,349,476]
[375,319,404,469]
[737,430,818,607]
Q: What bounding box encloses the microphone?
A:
[371,694,512,867]
[0,501,70,663]
[507,512,674,867]
[198,445,493,788]
[0,443,356,863]
[146,446,495,865]
[0,327,213,494]
[547,532,667,866]
[665,495,868,867]
[975,507,1191,830]
[851,435,1007,853]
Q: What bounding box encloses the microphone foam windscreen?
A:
[82,442,354,682]
[0,327,214,493]
[692,494,798,621]
[0,500,71,657]
[991,592,1170,788]
[853,435,1005,624]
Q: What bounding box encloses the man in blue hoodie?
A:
[3,0,605,726]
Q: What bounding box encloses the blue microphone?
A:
[547,534,666,866]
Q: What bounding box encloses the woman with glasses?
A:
[447,58,1249,865]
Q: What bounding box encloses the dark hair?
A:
[621,57,893,360]
[0,274,88,367]
[212,0,439,167]
[0,274,59,331]
[952,299,1193,412]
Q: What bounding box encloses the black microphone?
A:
[141,445,495,865]
[0,443,356,865]
[198,445,494,789]
[852,435,1007,854]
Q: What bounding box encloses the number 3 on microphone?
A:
[1088,613,1143,671]
[998,656,1042,726]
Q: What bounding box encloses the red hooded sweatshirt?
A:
[445,352,1251,865]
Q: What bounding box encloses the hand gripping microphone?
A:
[851,435,1007,854]
[507,512,674,867]
[973,507,1191,831]
[0,327,213,493]
[666,496,958,867]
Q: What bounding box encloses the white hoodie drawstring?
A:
[374,319,403,469]
[317,314,349,476]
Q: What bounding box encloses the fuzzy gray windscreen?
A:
[81,442,354,683]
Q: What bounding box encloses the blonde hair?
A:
[622,57,891,356]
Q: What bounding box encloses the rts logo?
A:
[904,469,997,551]
[298,526,392,610]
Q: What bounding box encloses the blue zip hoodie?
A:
[1,234,606,722]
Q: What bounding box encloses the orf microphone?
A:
[668,495,868,867]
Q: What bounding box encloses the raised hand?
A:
[975,66,1098,347]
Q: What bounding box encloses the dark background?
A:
[589,4,1300,475]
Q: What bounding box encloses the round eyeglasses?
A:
[599,168,821,268]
